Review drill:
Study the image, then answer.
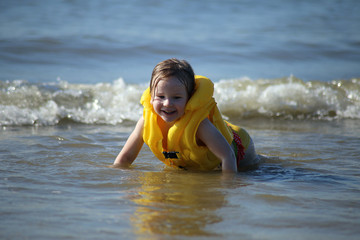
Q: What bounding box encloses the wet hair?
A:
[150,58,195,98]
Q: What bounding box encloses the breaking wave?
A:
[1,76,359,126]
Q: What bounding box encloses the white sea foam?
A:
[1,76,359,126]
[0,78,146,125]
[215,76,360,120]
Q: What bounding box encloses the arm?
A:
[113,117,144,168]
[196,118,237,173]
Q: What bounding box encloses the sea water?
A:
[1,0,360,239]
[1,119,359,239]
[1,0,359,83]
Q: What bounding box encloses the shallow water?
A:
[1,119,359,239]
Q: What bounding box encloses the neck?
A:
[158,117,175,133]
[157,117,175,150]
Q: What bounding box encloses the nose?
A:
[163,98,173,106]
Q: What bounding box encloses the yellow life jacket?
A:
[141,75,243,171]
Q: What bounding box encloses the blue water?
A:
[1,0,359,83]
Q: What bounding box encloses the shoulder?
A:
[131,116,144,136]
[198,117,212,129]
[197,118,219,139]
[136,116,144,129]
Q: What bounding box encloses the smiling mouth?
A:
[162,110,176,115]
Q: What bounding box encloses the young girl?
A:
[114,58,259,173]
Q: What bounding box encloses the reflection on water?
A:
[125,171,232,239]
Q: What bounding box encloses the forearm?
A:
[113,117,144,168]
[221,152,237,173]
[113,152,135,167]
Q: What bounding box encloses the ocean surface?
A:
[1,0,360,239]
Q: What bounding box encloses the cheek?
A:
[177,100,187,111]
[151,100,162,112]
[150,98,160,109]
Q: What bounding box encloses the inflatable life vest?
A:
[141,75,238,171]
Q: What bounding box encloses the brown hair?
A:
[150,58,195,98]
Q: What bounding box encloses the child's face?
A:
[151,76,188,124]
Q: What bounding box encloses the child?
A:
[114,58,259,173]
